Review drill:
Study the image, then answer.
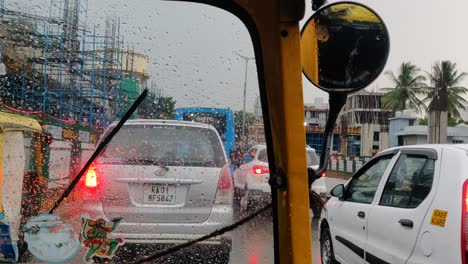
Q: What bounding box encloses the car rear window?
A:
[306,149,319,166]
[257,149,268,162]
[99,125,226,167]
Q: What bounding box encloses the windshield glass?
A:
[1,0,273,263]
[4,0,467,263]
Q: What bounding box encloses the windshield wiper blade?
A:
[49,89,149,214]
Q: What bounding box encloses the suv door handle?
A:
[398,219,413,228]
[357,211,365,218]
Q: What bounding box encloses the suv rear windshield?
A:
[99,125,226,167]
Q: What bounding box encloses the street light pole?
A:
[234,51,255,148]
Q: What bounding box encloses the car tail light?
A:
[85,166,98,188]
[462,180,468,264]
[320,171,326,177]
[215,164,233,205]
[252,165,269,175]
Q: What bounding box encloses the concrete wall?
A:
[448,136,468,144]
[361,124,372,156]
[389,118,413,147]
[379,132,389,151]
[402,135,427,145]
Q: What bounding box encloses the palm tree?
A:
[423,60,468,120]
[424,61,468,143]
[381,62,427,113]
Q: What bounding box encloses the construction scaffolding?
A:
[0,0,132,128]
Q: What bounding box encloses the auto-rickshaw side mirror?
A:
[301,2,390,178]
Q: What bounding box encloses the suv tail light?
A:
[85,166,98,188]
[252,165,269,175]
[462,180,468,264]
[215,164,233,205]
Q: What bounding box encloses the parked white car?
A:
[319,144,468,264]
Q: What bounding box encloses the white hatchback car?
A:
[233,144,270,212]
[233,145,320,212]
[319,144,468,264]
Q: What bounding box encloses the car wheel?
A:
[310,191,323,218]
[233,187,242,214]
[320,227,337,264]
[240,188,260,215]
[239,189,250,214]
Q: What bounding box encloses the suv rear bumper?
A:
[79,203,233,245]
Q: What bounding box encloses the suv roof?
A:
[109,119,217,130]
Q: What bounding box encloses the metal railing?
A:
[327,156,371,174]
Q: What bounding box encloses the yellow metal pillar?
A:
[233,0,312,262]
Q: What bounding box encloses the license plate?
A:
[143,184,176,204]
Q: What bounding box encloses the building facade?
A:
[389,115,468,146]
[339,91,392,157]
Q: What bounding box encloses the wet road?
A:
[28,178,345,264]
[228,210,321,264]
[229,177,346,264]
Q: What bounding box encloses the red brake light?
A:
[218,165,232,190]
[320,171,326,177]
[252,165,269,175]
[462,180,468,264]
[85,166,98,188]
[215,165,233,205]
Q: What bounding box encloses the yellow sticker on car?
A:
[430,209,448,227]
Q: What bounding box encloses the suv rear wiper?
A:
[124,158,170,169]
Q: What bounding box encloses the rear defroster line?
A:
[133,202,272,264]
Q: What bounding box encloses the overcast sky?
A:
[7,0,468,115]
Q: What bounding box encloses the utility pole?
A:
[234,51,255,148]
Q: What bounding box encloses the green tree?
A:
[421,116,458,127]
[234,111,258,144]
[423,61,468,120]
[381,62,427,113]
[424,61,468,143]
[138,92,176,119]
[418,117,428,125]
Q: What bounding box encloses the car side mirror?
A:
[330,184,345,199]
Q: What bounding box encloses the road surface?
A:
[229,177,345,264]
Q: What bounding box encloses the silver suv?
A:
[78,119,233,262]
